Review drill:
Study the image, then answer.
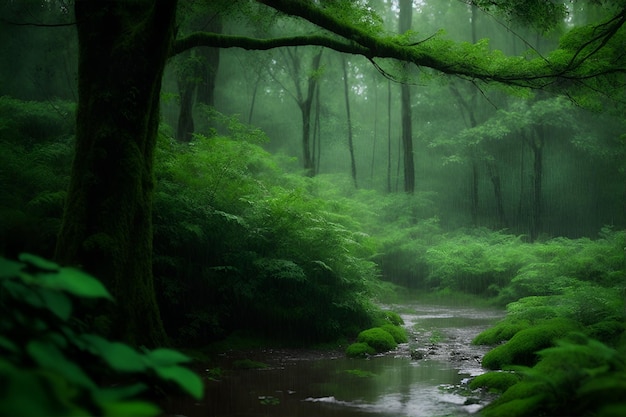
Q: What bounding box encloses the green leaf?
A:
[26,340,96,389]
[81,334,147,373]
[38,267,113,300]
[38,288,72,321]
[99,400,161,417]
[3,280,44,309]
[19,253,60,272]
[0,257,23,278]
[153,365,204,400]
[0,336,18,353]
[94,383,149,402]
[145,348,191,367]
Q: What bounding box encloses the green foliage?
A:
[153,119,380,344]
[378,324,408,344]
[469,371,521,393]
[482,318,580,370]
[0,99,74,258]
[0,254,203,417]
[473,320,531,346]
[345,342,376,358]
[482,333,626,417]
[356,327,397,353]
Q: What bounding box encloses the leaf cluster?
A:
[0,254,203,417]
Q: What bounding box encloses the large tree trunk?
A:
[55,1,177,347]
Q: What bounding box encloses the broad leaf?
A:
[26,340,96,389]
[38,268,113,300]
[81,334,146,373]
[153,365,204,400]
[19,253,59,272]
[0,257,23,279]
[145,348,191,366]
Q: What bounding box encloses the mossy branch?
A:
[172,0,626,92]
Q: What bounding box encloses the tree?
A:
[398,0,415,194]
[55,1,178,346]
[56,0,626,346]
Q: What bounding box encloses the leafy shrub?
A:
[0,254,203,417]
[153,127,380,345]
[482,318,580,369]
[346,342,376,358]
[481,334,626,417]
[356,327,397,353]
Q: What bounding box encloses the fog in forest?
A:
[1,1,625,417]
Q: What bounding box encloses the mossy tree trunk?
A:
[55,1,178,347]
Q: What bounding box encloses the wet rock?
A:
[410,349,424,360]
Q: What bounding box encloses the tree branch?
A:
[171,1,626,91]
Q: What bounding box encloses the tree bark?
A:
[341,55,358,188]
[55,1,177,347]
[530,127,545,241]
[399,0,414,194]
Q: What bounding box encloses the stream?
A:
[166,303,503,417]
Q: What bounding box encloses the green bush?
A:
[346,342,376,358]
[0,254,203,417]
[356,327,397,353]
[482,318,580,369]
[153,128,380,345]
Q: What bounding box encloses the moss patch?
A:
[469,371,521,393]
[346,342,376,358]
[357,327,397,352]
[379,324,408,343]
[482,318,579,369]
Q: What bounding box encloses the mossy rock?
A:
[346,342,376,358]
[469,371,521,393]
[481,380,547,417]
[482,318,579,370]
[357,327,397,352]
[473,320,531,345]
[383,311,404,326]
[379,324,408,344]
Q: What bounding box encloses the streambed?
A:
[166,303,503,417]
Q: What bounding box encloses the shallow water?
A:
[166,303,503,417]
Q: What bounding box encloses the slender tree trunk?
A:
[55,1,177,347]
[399,0,414,193]
[313,79,321,174]
[370,81,377,183]
[471,160,479,225]
[530,127,544,241]
[177,68,195,142]
[386,79,392,193]
[486,160,508,228]
[176,17,221,140]
[341,55,358,188]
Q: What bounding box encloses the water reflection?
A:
[167,304,502,417]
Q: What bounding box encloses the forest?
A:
[0,1,625,416]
